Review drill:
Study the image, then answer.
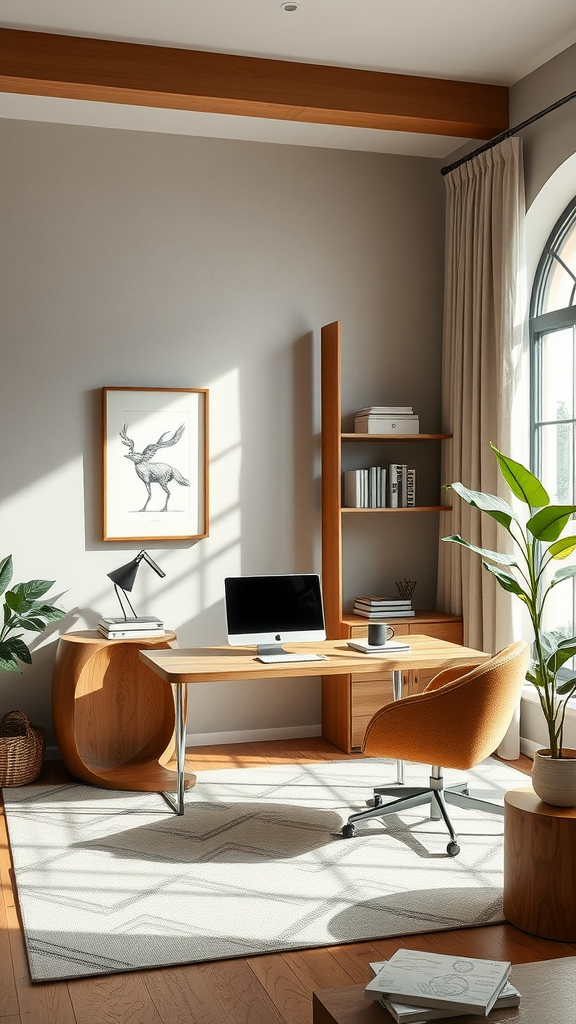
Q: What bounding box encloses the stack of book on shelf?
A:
[354,596,415,619]
[365,951,519,1023]
[343,467,386,508]
[98,616,165,639]
[388,464,416,507]
[342,465,415,508]
[354,406,420,434]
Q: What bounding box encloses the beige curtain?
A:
[437,137,526,656]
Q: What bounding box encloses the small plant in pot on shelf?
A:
[0,555,66,787]
[442,445,576,807]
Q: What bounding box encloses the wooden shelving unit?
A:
[320,320,462,752]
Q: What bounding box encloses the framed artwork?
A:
[103,387,209,542]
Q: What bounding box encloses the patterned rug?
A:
[3,756,527,982]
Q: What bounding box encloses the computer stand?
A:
[257,643,289,656]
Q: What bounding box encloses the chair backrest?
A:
[363,640,530,770]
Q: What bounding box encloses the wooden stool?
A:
[503,785,576,940]
[52,630,195,795]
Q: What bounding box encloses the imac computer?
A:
[224,573,327,663]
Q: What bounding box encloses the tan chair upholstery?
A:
[341,640,530,856]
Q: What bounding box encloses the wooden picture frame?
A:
[103,387,208,542]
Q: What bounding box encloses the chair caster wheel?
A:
[367,794,384,807]
[447,841,460,857]
[341,823,356,838]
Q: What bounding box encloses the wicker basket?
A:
[0,710,46,787]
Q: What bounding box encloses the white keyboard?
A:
[257,652,328,664]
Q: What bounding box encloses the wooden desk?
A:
[312,957,576,1024]
[504,786,576,940]
[140,635,489,814]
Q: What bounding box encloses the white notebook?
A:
[347,639,410,654]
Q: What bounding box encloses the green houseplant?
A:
[442,445,576,800]
[0,554,66,786]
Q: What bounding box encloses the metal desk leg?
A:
[392,669,404,785]
[161,683,186,815]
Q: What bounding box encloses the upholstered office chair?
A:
[341,640,530,856]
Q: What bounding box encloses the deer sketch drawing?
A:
[120,422,190,512]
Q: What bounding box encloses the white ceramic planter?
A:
[531,747,576,807]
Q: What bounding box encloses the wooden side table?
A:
[52,630,195,795]
[503,785,576,940]
[313,957,576,1024]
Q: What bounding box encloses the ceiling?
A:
[1,0,576,158]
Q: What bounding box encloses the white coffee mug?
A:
[368,622,395,646]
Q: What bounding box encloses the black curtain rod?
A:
[440,89,576,176]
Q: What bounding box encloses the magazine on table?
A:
[364,949,511,1015]
[368,962,520,1022]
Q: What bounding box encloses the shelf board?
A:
[342,609,462,627]
[341,505,451,513]
[341,433,451,441]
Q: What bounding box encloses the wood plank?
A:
[0,807,19,1019]
[0,29,508,139]
[199,958,285,1024]
[282,947,357,993]
[142,963,226,1024]
[68,972,164,1024]
[248,953,313,1024]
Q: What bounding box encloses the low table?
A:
[312,957,576,1023]
[504,785,576,940]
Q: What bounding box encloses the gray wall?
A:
[0,119,445,747]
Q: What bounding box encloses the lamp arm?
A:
[137,550,166,578]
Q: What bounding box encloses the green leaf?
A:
[482,561,527,596]
[546,643,576,672]
[4,637,32,664]
[548,536,576,559]
[13,616,47,633]
[490,444,549,507]
[0,643,21,672]
[13,579,56,600]
[4,590,26,613]
[527,505,576,541]
[447,481,517,529]
[557,678,576,696]
[551,564,576,586]
[34,604,66,622]
[440,535,516,565]
[0,555,13,597]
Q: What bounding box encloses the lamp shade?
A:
[107,558,141,593]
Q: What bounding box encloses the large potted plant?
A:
[443,445,576,806]
[0,554,66,786]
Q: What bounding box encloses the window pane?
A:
[537,422,574,505]
[539,328,574,422]
[541,204,576,313]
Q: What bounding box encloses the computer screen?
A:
[224,573,326,651]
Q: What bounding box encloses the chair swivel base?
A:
[340,778,504,857]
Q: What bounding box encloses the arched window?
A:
[530,195,576,637]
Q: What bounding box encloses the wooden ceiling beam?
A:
[0,28,508,139]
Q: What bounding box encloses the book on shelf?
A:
[406,468,416,507]
[98,626,166,639]
[368,962,520,1022]
[364,949,511,1016]
[354,607,416,618]
[354,597,412,609]
[355,407,414,415]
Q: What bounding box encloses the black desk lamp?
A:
[107,550,166,620]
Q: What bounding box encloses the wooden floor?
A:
[1,739,575,1024]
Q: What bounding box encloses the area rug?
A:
[3,756,527,982]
